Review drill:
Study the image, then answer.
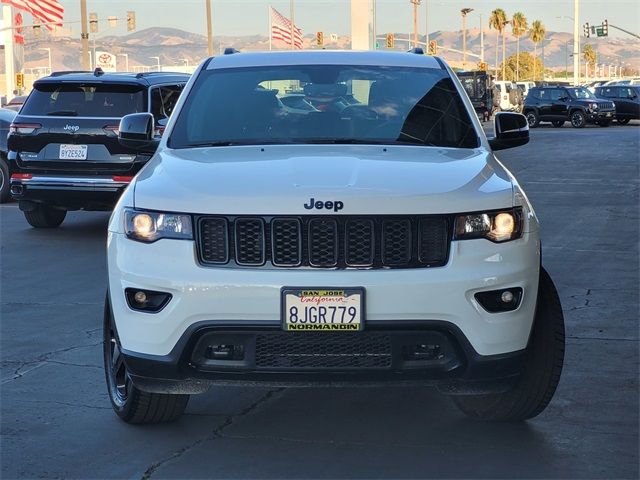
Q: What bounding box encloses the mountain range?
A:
[11,26,640,74]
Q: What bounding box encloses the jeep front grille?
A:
[197,215,451,269]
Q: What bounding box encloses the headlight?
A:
[589,103,598,110]
[454,208,523,243]
[124,208,193,243]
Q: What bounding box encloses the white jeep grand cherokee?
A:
[105,50,565,424]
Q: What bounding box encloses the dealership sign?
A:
[96,51,117,72]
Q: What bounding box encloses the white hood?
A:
[133,145,513,215]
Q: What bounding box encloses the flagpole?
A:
[268,5,272,51]
[290,0,294,50]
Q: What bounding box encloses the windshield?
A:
[21,83,146,117]
[169,65,478,149]
[567,87,595,99]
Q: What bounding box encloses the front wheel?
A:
[452,267,565,421]
[23,204,67,228]
[570,110,586,128]
[617,117,630,125]
[551,120,565,128]
[525,111,539,128]
[103,296,190,424]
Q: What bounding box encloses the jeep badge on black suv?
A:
[7,69,189,228]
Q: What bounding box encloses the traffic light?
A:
[386,33,394,49]
[316,31,324,47]
[15,73,24,89]
[127,11,136,31]
[89,12,98,33]
[428,40,437,55]
[583,22,590,37]
[478,61,488,71]
[602,19,608,36]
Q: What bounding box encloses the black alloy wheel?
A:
[526,111,539,128]
[570,110,586,128]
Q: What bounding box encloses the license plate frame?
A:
[281,287,365,332]
[59,144,88,160]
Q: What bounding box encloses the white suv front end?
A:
[104,51,564,424]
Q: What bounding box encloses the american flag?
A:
[270,6,303,49]
[1,0,64,31]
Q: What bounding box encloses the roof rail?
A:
[135,71,191,78]
[408,47,424,55]
[49,70,92,77]
[224,47,240,55]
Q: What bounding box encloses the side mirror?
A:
[119,113,159,153]
[489,112,529,151]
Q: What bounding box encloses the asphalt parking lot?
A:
[1,123,638,479]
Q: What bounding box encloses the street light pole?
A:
[410,0,421,48]
[205,0,213,56]
[461,8,473,69]
[80,0,90,70]
[573,0,580,86]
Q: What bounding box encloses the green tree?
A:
[499,52,544,82]
[511,12,528,81]
[583,44,597,77]
[489,8,508,79]
[529,20,546,81]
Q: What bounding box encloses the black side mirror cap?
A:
[489,112,529,151]
[119,113,159,153]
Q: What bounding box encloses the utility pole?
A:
[410,0,421,48]
[573,0,579,85]
[424,0,429,49]
[80,0,90,70]
[461,8,473,69]
[479,13,484,63]
[205,0,213,56]
[290,0,295,50]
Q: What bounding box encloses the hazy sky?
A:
[5,0,640,38]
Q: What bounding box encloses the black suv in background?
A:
[7,70,189,228]
[523,85,616,128]
[595,85,640,125]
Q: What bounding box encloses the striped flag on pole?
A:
[270,6,303,49]
[1,0,64,30]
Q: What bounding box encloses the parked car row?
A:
[523,85,639,128]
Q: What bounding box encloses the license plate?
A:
[59,144,88,160]
[606,112,612,117]
[281,287,364,332]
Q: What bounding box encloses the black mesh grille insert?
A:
[197,215,451,269]
[345,219,375,266]
[235,218,265,265]
[255,332,392,369]
[271,218,302,266]
[199,218,229,264]
[308,218,338,267]
[382,219,412,266]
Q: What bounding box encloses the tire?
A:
[0,155,9,204]
[103,296,189,424]
[452,267,565,422]
[616,117,630,125]
[551,120,565,128]
[525,110,539,128]
[23,205,67,228]
[570,110,586,128]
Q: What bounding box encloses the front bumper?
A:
[11,175,131,210]
[586,110,616,122]
[108,228,540,360]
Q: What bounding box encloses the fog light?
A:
[475,288,523,313]
[133,291,147,304]
[125,288,172,313]
[205,344,245,361]
[403,344,443,361]
[501,290,515,303]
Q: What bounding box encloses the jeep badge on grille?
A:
[303,198,344,212]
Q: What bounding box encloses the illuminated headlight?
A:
[589,103,598,110]
[454,208,523,243]
[124,208,193,243]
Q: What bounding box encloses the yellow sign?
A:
[16,73,24,89]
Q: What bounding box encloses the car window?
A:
[170,65,479,149]
[567,87,595,99]
[599,87,616,98]
[21,83,146,117]
[150,84,184,121]
[549,89,564,101]
[619,87,634,98]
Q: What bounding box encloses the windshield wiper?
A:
[47,110,78,116]
[299,138,434,146]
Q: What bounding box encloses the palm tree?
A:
[489,8,507,79]
[512,12,528,81]
[529,20,546,81]
[583,44,597,78]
